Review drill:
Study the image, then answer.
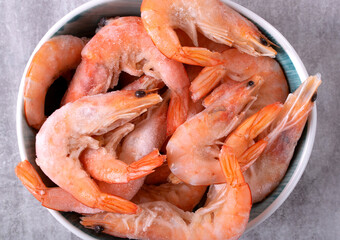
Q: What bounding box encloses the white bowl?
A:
[16,0,316,239]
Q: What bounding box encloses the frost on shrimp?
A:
[63,17,190,135]
[141,0,276,67]
[35,90,162,213]
[24,35,86,129]
[81,145,252,240]
[244,75,322,203]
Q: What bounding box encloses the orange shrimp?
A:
[190,49,289,117]
[141,0,276,66]
[81,145,251,240]
[244,75,322,203]
[167,95,282,186]
[24,35,85,129]
[62,17,190,135]
[167,76,263,185]
[35,90,162,213]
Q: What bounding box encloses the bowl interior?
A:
[17,0,313,239]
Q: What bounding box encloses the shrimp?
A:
[244,75,322,203]
[132,183,207,211]
[15,160,102,214]
[35,90,162,213]
[24,35,85,129]
[62,17,190,135]
[167,76,263,185]
[141,0,276,67]
[81,145,251,240]
[190,49,289,117]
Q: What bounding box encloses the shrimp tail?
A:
[190,65,227,102]
[219,146,245,187]
[15,160,46,202]
[98,193,138,214]
[178,46,224,66]
[239,139,267,172]
[127,150,166,180]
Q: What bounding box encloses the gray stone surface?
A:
[0,0,339,239]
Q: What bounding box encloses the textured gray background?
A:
[1,0,339,239]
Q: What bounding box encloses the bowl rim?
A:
[16,0,316,239]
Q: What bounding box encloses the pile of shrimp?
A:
[16,0,322,239]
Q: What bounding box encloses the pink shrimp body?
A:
[62,17,190,135]
[190,49,289,117]
[24,35,85,129]
[141,0,276,67]
[81,145,251,240]
[167,76,263,185]
[35,90,162,213]
[244,75,321,203]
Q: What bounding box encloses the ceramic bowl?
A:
[16,0,316,239]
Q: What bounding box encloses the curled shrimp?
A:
[62,17,190,135]
[24,35,85,129]
[167,76,263,185]
[141,0,276,67]
[190,49,289,117]
[244,75,322,203]
[35,90,162,213]
[81,145,251,240]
